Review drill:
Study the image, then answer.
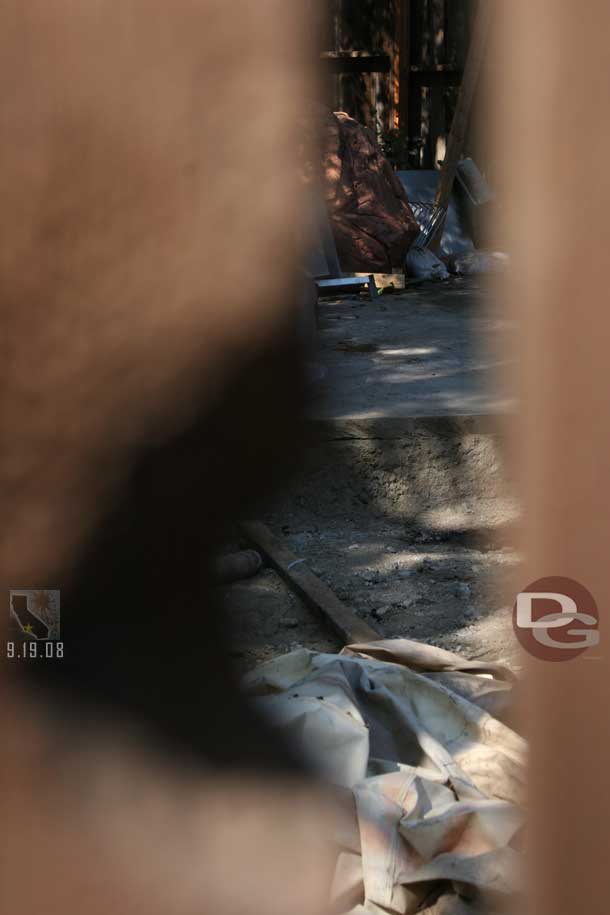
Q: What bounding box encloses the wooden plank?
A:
[430,0,493,249]
[398,0,411,129]
[240,520,380,645]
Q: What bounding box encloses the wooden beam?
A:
[430,0,493,249]
[240,520,380,645]
[398,0,411,130]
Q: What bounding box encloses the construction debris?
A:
[397,171,475,259]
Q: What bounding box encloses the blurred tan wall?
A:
[496,3,610,913]
[0,4,342,915]
[0,0,310,597]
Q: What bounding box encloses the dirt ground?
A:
[218,280,525,676]
[218,518,523,676]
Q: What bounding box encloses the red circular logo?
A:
[512,576,599,661]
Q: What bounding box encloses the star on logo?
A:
[23,623,33,634]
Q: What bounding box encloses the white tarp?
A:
[245,639,525,915]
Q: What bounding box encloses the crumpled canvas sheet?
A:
[245,639,526,915]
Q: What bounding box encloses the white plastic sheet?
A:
[246,639,525,915]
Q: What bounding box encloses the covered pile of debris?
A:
[316,108,420,273]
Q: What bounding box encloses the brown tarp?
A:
[320,110,419,273]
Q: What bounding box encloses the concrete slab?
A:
[308,276,516,422]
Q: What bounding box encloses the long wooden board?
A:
[240,520,380,645]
